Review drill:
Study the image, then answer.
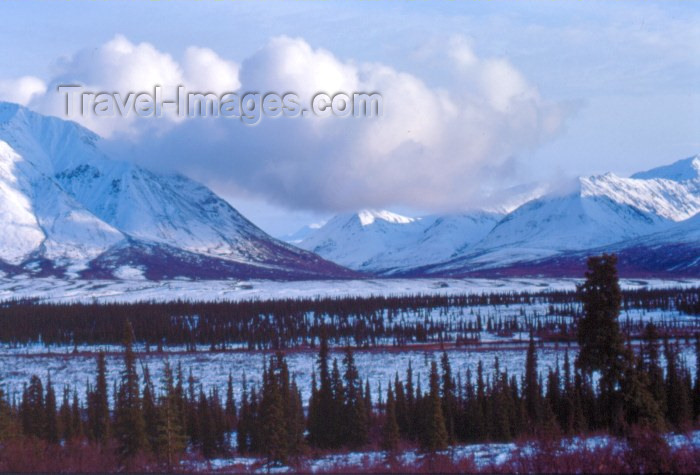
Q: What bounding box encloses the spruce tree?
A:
[664,339,692,429]
[237,373,250,453]
[421,361,448,452]
[71,388,83,439]
[44,375,58,443]
[286,377,306,457]
[342,347,368,447]
[440,351,456,442]
[225,373,237,434]
[156,362,186,469]
[524,334,541,427]
[198,388,216,458]
[259,358,287,464]
[641,323,666,416]
[59,386,73,441]
[381,384,400,452]
[114,321,146,463]
[142,366,160,454]
[22,375,44,438]
[89,352,110,443]
[576,254,627,429]
[308,335,337,448]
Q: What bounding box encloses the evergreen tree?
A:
[421,361,448,452]
[308,335,337,448]
[259,358,287,464]
[620,362,664,431]
[381,384,400,452]
[664,339,692,429]
[142,366,160,454]
[198,388,217,458]
[524,334,541,427]
[286,377,306,457]
[114,321,146,463]
[59,386,73,441]
[225,372,237,434]
[342,347,368,447]
[44,375,58,443]
[88,352,110,443]
[71,388,83,439]
[641,324,667,416]
[156,362,186,469]
[576,254,627,429]
[440,351,456,442]
[21,375,44,438]
[237,373,250,453]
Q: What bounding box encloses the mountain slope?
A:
[297,155,700,278]
[296,209,502,274]
[0,102,354,280]
[417,156,700,277]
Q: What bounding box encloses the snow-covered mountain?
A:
[294,209,502,274]
[296,156,700,277]
[0,102,354,280]
[419,156,700,277]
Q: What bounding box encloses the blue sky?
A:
[0,0,698,235]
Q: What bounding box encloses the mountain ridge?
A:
[0,102,356,280]
[293,155,700,277]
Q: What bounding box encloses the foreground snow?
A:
[182,431,700,473]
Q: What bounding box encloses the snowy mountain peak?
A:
[631,155,700,182]
[580,167,700,222]
[0,102,354,279]
[356,209,415,226]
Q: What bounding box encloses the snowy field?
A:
[0,276,698,303]
[0,277,698,404]
[1,341,697,408]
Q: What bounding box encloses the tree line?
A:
[0,286,698,348]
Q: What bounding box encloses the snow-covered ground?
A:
[1,276,698,303]
[1,340,696,409]
[182,431,700,473]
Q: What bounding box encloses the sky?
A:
[0,0,698,235]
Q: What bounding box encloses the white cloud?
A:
[182,46,240,93]
[0,76,46,105]
[28,35,240,138]
[6,34,565,212]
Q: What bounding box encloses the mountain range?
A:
[0,102,355,280]
[1,101,697,280]
[292,157,700,277]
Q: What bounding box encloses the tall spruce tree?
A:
[156,362,186,469]
[22,375,44,438]
[88,352,110,443]
[142,366,160,454]
[259,357,287,464]
[44,375,58,443]
[381,384,400,452]
[342,347,368,447]
[114,321,146,463]
[576,254,628,429]
[524,334,541,427]
[421,361,448,452]
[308,335,337,448]
[59,386,73,441]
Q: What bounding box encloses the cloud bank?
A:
[0,35,564,212]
